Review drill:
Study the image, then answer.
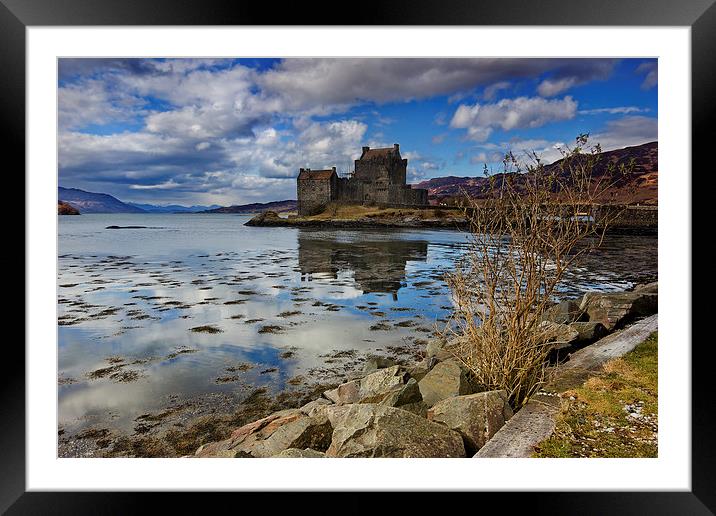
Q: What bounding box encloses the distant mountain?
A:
[58,201,80,215]
[414,141,658,205]
[127,202,222,213]
[58,187,146,213]
[203,200,297,214]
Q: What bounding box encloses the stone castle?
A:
[297,143,428,216]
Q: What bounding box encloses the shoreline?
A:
[191,282,658,458]
[245,212,657,235]
[58,281,658,458]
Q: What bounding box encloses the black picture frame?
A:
[5,0,708,512]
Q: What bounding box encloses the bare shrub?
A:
[443,134,634,408]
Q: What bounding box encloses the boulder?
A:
[538,321,579,350]
[541,300,585,324]
[426,336,467,362]
[368,377,422,407]
[323,379,361,404]
[359,365,408,400]
[325,403,466,458]
[425,338,447,359]
[580,290,658,330]
[195,408,332,458]
[427,390,513,455]
[245,210,281,226]
[407,356,439,382]
[362,355,397,374]
[324,365,419,408]
[569,321,608,343]
[272,448,325,458]
[418,359,475,408]
[299,398,332,417]
[633,281,658,294]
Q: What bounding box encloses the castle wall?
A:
[297,176,335,215]
[388,184,428,205]
[353,156,407,185]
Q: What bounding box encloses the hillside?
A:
[58,201,80,215]
[414,141,658,206]
[58,187,146,213]
[203,200,297,214]
[128,202,222,213]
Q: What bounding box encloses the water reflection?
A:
[298,230,429,299]
[56,214,657,453]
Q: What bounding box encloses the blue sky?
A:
[58,58,657,206]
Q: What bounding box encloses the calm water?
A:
[57,214,657,443]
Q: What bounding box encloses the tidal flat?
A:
[57,214,657,457]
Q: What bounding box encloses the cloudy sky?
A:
[58,58,657,206]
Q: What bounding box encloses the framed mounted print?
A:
[5,0,710,512]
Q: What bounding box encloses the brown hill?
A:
[203,200,297,214]
[414,141,657,206]
[58,201,80,215]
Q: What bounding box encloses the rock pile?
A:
[193,283,657,458]
[194,356,510,458]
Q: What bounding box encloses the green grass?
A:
[534,332,658,458]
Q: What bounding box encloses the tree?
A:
[442,134,634,408]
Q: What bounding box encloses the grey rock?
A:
[633,281,658,294]
[418,359,475,408]
[370,377,422,408]
[362,355,397,374]
[427,390,513,455]
[325,403,466,458]
[299,398,332,417]
[569,321,608,342]
[539,321,579,350]
[580,290,658,330]
[541,300,585,324]
[323,379,361,404]
[407,356,439,382]
[425,338,447,358]
[324,365,415,407]
[272,448,325,458]
[358,365,408,400]
[196,409,332,458]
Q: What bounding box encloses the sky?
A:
[58,58,658,206]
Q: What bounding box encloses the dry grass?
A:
[303,202,463,222]
[534,332,658,458]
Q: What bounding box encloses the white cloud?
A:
[636,62,658,90]
[450,96,578,141]
[129,179,181,190]
[590,115,657,150]
[483,81,512,101]
[470,152,489,165]
[58,79,146,130]
[56,58,635,205]
[579,106,649,115]
[537,77,578,97]
[259,58,616,111]
[536,60,616,97]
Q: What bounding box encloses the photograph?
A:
[56,56,660,459]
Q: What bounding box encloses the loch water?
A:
[57,214,657,447]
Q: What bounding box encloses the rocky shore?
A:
[245,209,657,234]
[192,282,658,458]
[244,210,468,230]
[58,201,80,215]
